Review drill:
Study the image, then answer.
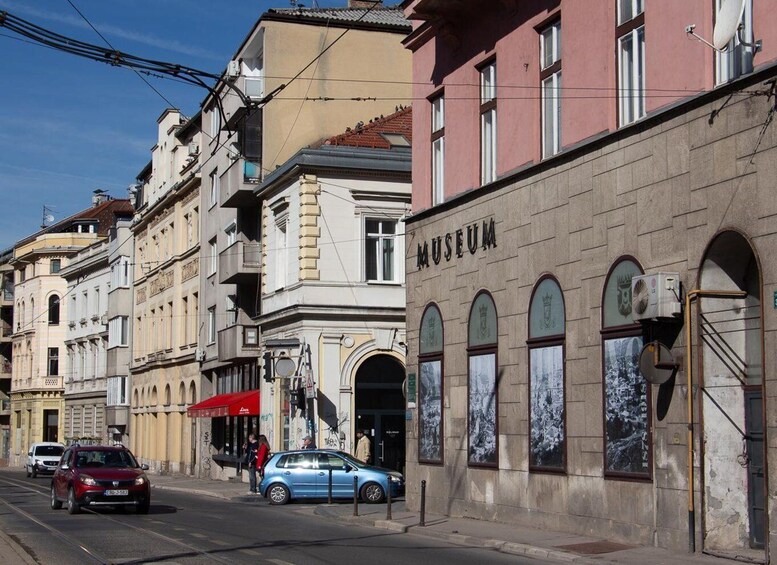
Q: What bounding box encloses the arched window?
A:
[48,294,60,325]
[418,303,444,464]
[467,291,498,467]
[601,256,650,478]
[528,275,566,472]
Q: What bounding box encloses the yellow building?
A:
[130,109,201,474]
[10,197,133,466]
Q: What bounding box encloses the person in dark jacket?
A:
[243,434,259,494]
[301,435,317,450]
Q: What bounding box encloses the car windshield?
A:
[36,446,64,457]
[334,451,367,468]
[75,450,137,468]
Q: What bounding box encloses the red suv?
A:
[50,445,151,515]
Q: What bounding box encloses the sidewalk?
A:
[149,474,764,565]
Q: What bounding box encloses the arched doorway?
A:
[354,355,405,473]
[699,231,765,553]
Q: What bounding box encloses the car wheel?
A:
[137,498,150,514]
[267,483,289,505]
[50,485,62,510]
[31,467,37,479]
[67,487,80,515]
[25,466,30,478]
[361,482,385,504]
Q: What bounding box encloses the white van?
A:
[26,442,65,478]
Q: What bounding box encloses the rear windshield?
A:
[35,446,64,457]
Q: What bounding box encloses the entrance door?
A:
[354,355,405,473]
[745,388,765,549]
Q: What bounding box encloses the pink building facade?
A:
[403,0,777,559]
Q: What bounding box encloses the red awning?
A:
[187,390,260,418]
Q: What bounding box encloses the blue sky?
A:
[0,0,347,250]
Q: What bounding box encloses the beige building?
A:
[193,0,412,480]
[0,248,14,463]
[9,197,132,466]
[130,109,201,474]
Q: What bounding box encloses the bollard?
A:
[328,468,333,504]
[353,476,359,517]
[420,479,426,527]
[386,481,392,520]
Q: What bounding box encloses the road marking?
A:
[239,548,260,555]
[268,560,296,565]
[190,533,207,538]
[210,539,230,546]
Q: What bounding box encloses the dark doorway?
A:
[43,409,58,442]
[354,355,405,473]
[745,388,765,549]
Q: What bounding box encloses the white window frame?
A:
[225,294,237,327]
[207,306,216,344]
[108,316,129,348]
[541,21,562,158]
[617,0,644,26]
[479,61,497,186]
[364,218,399,283]
[209,170,218,208]
[209,239,217,277]
[431,94,445,206]
[110,256,130,289]
[225,221,237,247]
[618,25,645,126]
[715,0,754,85]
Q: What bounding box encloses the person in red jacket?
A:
[256,435,271,478]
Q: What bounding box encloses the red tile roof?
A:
[322,106,412,149]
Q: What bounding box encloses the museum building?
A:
[402,0,777,559]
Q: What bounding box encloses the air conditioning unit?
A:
[226,60,240,80]
[631,272,682,321]
[100,314,108,325]
[195,348,206,362]
[187,142,199,157]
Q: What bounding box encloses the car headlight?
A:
[79,475,97,486]
[134,475,147,486]
[34,459,41,465]
[389,475,402,483]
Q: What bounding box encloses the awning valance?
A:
[187,390,260,418]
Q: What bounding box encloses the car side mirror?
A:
[141,464,149,470]
[27,451,32,456]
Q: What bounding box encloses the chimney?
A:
[349,0,382,8]
[92,189,110,207]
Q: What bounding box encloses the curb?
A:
[0,527,38,565]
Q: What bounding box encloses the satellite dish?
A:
[713,0,746,50]
[274,355,297,378]
[639,341,678,385]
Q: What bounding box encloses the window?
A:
[275,217,288,291]
[365,219,397,282]
[601,257,650,478]
[479,61,497,185]
[182,296,189,345]
[110,256,130,289]
[50,259,61,274]
[617,0,645,126]
[107,376,129,406]
[19,267,25,283]
[467,291,498,467]
[540,20,562,158]
[48,295,60,325]
[210,107,220,137]
[418,304,444,465]
[109,316,128,347]
[226,294,237,327]
[207,306,216,344]
[528,276,566,471]
[209,170,219,208]
[209,238,217,276]
[430,94,445,205]
[225,222,237,247]
[715,0,754,85]
[48,347,59,376]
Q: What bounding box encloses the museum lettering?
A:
[417,218,496,270]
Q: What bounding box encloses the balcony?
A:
[219,241,262,285]
[0,320,11,340]
[1,287,12,305]
[0,398,9,415]
[219,160,261,208]
[0,359,10,377]
[217,324,261,362]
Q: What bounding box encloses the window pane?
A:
[468,293,497,347]
[419,305,443,354]
[366,237,377,280]
[382,221,396,235]
[366,220,379,234]
[529,278,565,338]
[481,109,496,184]
[432,97,444,132]
[603,259,641,327]
[432,138,445,205]
[382,238,394,281]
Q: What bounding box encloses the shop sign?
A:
[416,217,496,270]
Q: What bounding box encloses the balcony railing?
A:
[217,324,261,362]
[219,160,261,208]
[219,241,262,285]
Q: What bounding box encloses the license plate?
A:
[105,489,128,496]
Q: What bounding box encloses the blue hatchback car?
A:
[259,449,404,505]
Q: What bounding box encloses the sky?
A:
[0,0,348,250]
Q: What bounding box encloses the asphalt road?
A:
[0,470,552,565]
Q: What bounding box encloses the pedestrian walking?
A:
[354,429,371,464]
[243,434,259,494]
[301,435,317,450]
[257,434,270,478]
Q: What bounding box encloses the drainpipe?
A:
[684,289,747,553]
